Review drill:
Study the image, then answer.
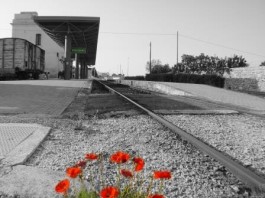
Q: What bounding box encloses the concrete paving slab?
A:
[0,165,63,198]
[0,124,40,160]
[2,125,51,166]
[0,124,51,165]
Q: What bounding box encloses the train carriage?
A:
[0,38,45,79]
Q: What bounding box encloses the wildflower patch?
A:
[55,151,172,198]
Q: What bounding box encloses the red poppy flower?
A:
[55,179,70,194]
[100,186,119,198]
[153,170,171,180]
[66,167,82,178]
[85,153,98,160]
[148,194,164,198]
[75,160,87,168]
[110,151,130,164]
[120,169,133,178]
[133,157,145,172]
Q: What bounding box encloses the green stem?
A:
[138,175,145,194]
[99,154,105,188]
[89,167,95,190]
[80,175,90,196]
[116,164,121,188]
[63,192,68,198]
[121,185,130,198]
[135,174,144,198]
[72,179,78,197]
[131,164,136,190]
[158,179,164,194]
[146,176,154,196]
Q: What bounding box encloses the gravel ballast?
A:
[0,114,252,197]
[1,114,262,197]
[163,114,265,177]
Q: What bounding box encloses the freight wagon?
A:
[0,38,45,80]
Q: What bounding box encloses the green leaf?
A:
[77,190,98,198]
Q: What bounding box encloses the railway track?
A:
[96,79,265,195]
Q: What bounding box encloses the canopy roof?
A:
[34,16,100,65]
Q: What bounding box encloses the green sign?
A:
[71,48,86,54]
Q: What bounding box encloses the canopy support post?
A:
[75,53,79,79]
[64,30,72,80]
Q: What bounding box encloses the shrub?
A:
[146,73,225,88]
[125,76,145,81]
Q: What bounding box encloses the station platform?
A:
[0,79,91,198]
[121,80,265,115]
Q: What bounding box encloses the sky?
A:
[0,0,265,76]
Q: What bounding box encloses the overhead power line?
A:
[178,34,265,58]
[1,27,264,58]
[100,31,175,36]
[100,31,265,58]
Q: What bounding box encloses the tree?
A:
[151,64,171,74]
[226,55,248,68]
[215,58,230,76]
[172,63,185,74]
[260,61,265,66]
[179,53,231,76]
[145,59,162,73]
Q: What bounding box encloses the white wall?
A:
[11,12,65,78]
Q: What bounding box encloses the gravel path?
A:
[0,114,253,197]
[164,114,265,178]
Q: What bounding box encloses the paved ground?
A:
[160,82,265,112]
[0,79,89,88]
[0,80,90,115]
[0,79,90,163]
[0,80,92,198]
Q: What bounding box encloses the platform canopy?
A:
[33,16,100,65]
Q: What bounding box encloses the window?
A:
[36,34,41,45]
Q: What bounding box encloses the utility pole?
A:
[127,57,129,76]
[177,31,179,66]
[120,64,122,82]
[149,42,152,74]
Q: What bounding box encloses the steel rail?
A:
[97,80,265,194]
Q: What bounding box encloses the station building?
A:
[11,12,64,78]
[11,12,100,79]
